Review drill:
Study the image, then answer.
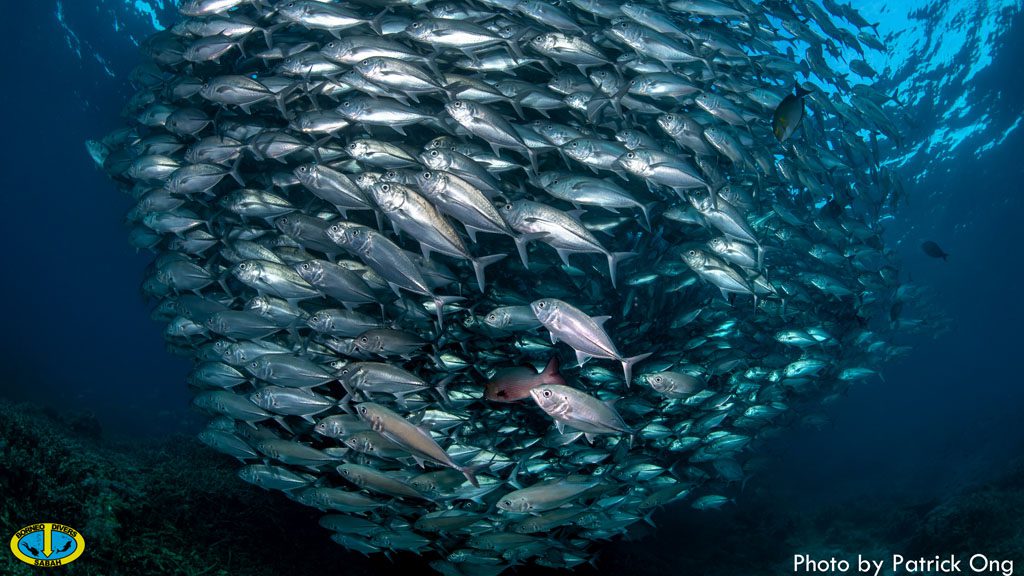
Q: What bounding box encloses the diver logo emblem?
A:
[9,523,85,567]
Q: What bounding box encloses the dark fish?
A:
[485,356,566,402]
[772,84,814,142]
[920,241,949,261]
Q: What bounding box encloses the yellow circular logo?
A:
[9,523,85,567]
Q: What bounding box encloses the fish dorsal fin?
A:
[591,315,612,327]
[542,355,560,375]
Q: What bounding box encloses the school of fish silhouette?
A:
[92,0,927,571]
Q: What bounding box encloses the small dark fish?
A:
[921,241,949,261]
[485,356,565,402]
[772,84,813,142]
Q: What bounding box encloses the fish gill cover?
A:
[88,0,945,571]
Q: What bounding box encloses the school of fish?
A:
[88,0,942,572]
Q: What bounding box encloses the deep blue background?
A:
[1,1,198,437]
[1,2,1021,510]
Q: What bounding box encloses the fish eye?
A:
[654,376,663,383]
[412,22,421,28]
[360,337,368,343]
[381,184,390,191]
[430,150,438,156]
[571,141,578,147]
[503,203,512,210]
[358,406,366,414]
[626,152,634,158]
[503,500,512,507]
[688,250,696,256]
[455,101,464,108]
[542,389,552,397]
[422,172,430,178]
[665,114,674,121]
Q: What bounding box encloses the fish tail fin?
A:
[607,251,638,289]
[795,82,814,98]
[613,80,630,102]
[513,231,546,268]
[369,7,390,36]
[260,23,280,50]
[701,55,716,77]
[274,83,299,120]
[890,86,903,107]
[586,97,611,123]
[460,466,480,488]
[470,253,507,292]
[228,155,245,187]
[431,295,465,329]
[435,374,454,404]
[639,202,656,231]
[504,38,524,59]
[620,352,652,387]
[507,93,526,120]
[525,146,539,175]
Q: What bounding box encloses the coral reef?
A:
[2,400,1020,575]
[0,401,362,576]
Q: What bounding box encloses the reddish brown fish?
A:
[485,356,565,402]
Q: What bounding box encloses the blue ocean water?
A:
[2,0,1023,571]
